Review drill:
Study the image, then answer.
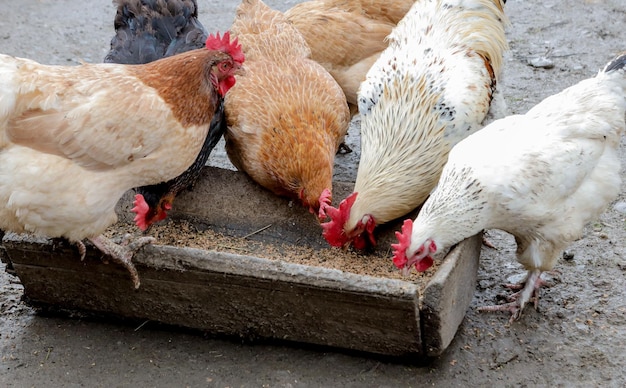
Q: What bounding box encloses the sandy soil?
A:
[1,0,626,386]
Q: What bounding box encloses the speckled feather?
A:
[406,54,626,273]
[346,0,508,233]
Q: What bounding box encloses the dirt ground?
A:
[1,0,626,386]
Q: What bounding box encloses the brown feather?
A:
[127,49,227,127]
[225,0,350,213]
[285,0,416,114]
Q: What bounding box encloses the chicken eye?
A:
[219,62,231,71]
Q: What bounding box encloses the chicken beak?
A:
[234,65,247,77]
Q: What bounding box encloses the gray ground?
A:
[1,0,626,386]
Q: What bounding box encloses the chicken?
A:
[104,0,208,64]
[392,52,626,322]
[322,0,508,250]
[224,0,351,219]
[284,0,415,116]
[130,101,226,231]
[102,0,227,231]
[0,32,244,288]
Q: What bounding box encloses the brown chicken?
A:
[224,0,351,219]
[0,32,243,288]
[285,0,415,116]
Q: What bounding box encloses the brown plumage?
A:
[0,33,243,288]
[224,0,350,219]
[285,0,415,116]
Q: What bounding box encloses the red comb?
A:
[321,192,357,247]
[391,219,413,269]
[206,31,244,64]
[131,194,150,231]
[318,188,332,221]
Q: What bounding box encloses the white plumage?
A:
[392,52,626,321]
[322,0,508,250]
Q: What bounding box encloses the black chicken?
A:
[105,0,208,64]
[104,0,227,231]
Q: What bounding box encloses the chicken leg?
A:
[478,269,549,322]
[88,235,155,289]
[0,229,19,276]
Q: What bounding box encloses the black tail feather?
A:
[603,51,626,74]
[104,0,207,64]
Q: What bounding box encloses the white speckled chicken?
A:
[322,0,508,250]
[392,52,626,321]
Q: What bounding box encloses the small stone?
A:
[528,56,555,69]
[612,201,626,214]
[478,279,493,290]
[506,272,527,284]
[575,322,589,332]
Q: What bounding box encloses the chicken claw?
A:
[481,234,498,249]
[88,235,155,289]
[76,240,87,260]
[478,269,550,322]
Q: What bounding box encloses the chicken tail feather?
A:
[603,51,626,74]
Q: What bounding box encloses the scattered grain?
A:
[106,218,442,293]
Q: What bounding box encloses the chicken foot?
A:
[88,235,155,289]
[478,269,551,322]
[0,230,10,274]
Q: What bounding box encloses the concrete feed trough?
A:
[0,166,481,358]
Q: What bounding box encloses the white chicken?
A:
[392,52,626,321]
[321,0,508,250]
